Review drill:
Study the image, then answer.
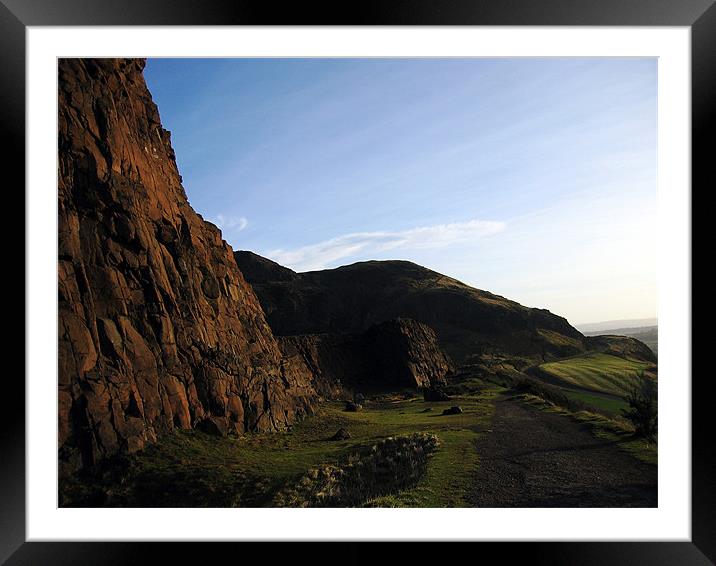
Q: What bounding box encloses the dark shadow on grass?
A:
[505,438,626,459]
[493,483,658,508]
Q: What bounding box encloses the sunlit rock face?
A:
[58,58,315,471]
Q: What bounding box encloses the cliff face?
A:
[58,59,315,470]
[279,318,454,395]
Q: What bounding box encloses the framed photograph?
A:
[7,0,713,563]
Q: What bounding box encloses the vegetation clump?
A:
[622,374,657,441]
[513,377,591,413]
[273,433,440,507]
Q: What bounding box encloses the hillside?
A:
[235,251,588,367]
[584,325,658,356]
[534,352,656,397]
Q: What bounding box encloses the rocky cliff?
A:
[58,59,315,471]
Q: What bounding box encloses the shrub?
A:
[622,374,657,441]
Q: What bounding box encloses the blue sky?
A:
[145,58,657,326]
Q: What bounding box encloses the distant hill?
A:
[236,251,627,368]
[583,325,658,356]
[576,318,657,333]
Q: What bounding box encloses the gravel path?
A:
[469,396,657,507]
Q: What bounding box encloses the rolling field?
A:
[538,352,654,397]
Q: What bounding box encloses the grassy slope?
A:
[61,387,501,508]
[538,352,652,397]
[559,388,628,415]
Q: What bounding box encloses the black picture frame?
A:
[4,0,713,563]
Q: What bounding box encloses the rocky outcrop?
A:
[235,251,588,366]
[58,59,315,471]
[363,319,454,388]
[278,318,454,394]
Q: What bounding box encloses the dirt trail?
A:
[469,396,657,507]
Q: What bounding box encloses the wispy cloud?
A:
[266,218,505,271]
[214,214,248,232]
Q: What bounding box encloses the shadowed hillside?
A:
[235,251,589,367]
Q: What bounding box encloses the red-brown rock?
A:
[58,59,315,471]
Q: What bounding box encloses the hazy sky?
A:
[145,58,657,326]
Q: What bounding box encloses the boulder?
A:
[330,428,351,441]
[442,406,463,416]
[345,401,362,412]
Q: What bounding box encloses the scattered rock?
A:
[330,428,351,441]
[345,401,362,412]
[442,406,463,415]
[421,408,433,413]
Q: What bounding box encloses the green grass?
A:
[539,352,652,397]
[559,388,628,415]
[366,388,502,507]
[61,386,502,508]
[514,393,657,466]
